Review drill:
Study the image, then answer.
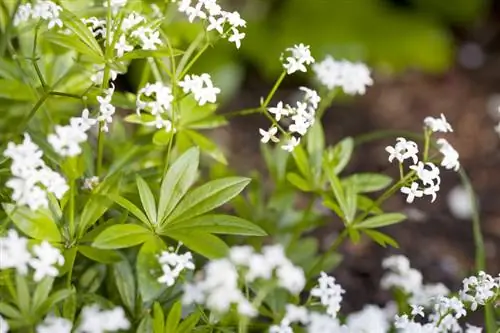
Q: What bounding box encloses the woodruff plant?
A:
[0,0,498,332]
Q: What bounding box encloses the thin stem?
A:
[0,0,20,56]
[176,32,205,78]
[49,91,83,99]
[317,89,337,119]
[238,284,274,333]
[68,179,75,238]
[224,108,261,118]
[32,22,47,90]
[262,71,287,108]
[306,228,348,279]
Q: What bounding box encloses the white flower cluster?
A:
[0,230,64,282]
[460,271,499,311]
[179,73,221,106]
[37,316,72,333]
[385,114,460,203]
[172,0,246,49]
[282,44,315,75]
[313,55,373,95]
[182,244,305,317]
[14,0,63,30]
[311,272,345,317]
[97,84,116,132]
[103,0,128,15]
[157,246,195,286]
[136,82,174,131]
[48,109,97,157]
[381,255,450,308]
[77,304,130,333]
[263,87,321,152]
[4,134,68,210]
[0,315,8,333]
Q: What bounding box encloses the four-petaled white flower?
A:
[410,304,424,318]
[385,137,419,164]
[29,241,65,282]
[282,43,315,74]
[281,136,300,152]
[424,113,453,133]
[115,35,133,57]
[400,182,423,203]
[259,127,280,143]
[437,138,460,171]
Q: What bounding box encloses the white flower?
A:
[385,137,419,164]
[16,1,63,30]
[37,316,72,333]
[229,245,254,265]
[311,272,345,318]
[103,0,128,15]
[436,138,460,171]
[29,241,64,282]
[313,56,373,95]
[282,44,315,74]
[460,271,498,311]
[259,127,280,143]
[401,182,423,203]
[97,85,116,132]
[269,321,293,333]
[207,15,225,33]
[0,315,9,333]
[77,305,130,333]
[115,35,133,57]
[178,73,220,106]
[284,304,309,324]
[381,255,423,294]
[345,305,389,333]
[0,229,32,275]
[157,248,195,286]
[228,28,245,49]
[281,136,300,152]
[268,102,289,121]
[245,254,275,281]
[276,262,306,294]
[410,162,440,186]
[307,312,343,333]
[465,324,483,333]
[424,113,453,133]
[410,304,424,318]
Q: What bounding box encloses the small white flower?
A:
[77,305,130,333]
[157,248,195,286]
[269,321,293,333]
[281,136,300,152]
[0,229,32,275]
[178,74,220,106]
[410,162,440,186]
[268,102,289,121]
[282,44,315,74]
[400,182,424,203]
[465,324,483,333]
[228,28,245,49]
[229,245,254,265]
[284,304,309,324]
[436,138,460,171]
[410,304,424,318]
[259,127,280,143]
[385,137,419,164]
[0,315,9,333]
[29,241,64,282]
[311,272,345,318]
[424,113,453,133]
[115,35,133,57]
[37,316,72,333]
[276,262,306,294]
[207,15,225,33]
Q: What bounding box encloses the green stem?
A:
[317,89,337,119]
[49,91,83,99]
[68,179,75,238]
[262,71,287,108]
[238,284,273,333]
[178,42,210,79]
[0,0,20,56]
[224,108,261,119]
[306,228,348,279]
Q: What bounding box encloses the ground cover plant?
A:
[0,0,499,332]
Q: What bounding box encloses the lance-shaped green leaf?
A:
[32,277,54,313]
[3,204,61,242]
[78,246,122,264]
[119,48,183,61]
[355,213,406,229]
[113,257,136,314]
[164,214,266,236]
[153,302,164,333]
[166,177,250,224]
[364,229,399,248]
[325,137,354,175]
[59,10,104,58]
[157,147,199,224]
[165,230,228,259]
[165,301,182,333]
[177,312,201,333]
[185,130,227,165]
[343,173,393,193]
[108,194,150,226]
[136,176,157,224]
[92,224,153,249]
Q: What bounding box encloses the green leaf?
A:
[355,213,406,229]
[357,195,383,215]
[153,302,164,333]
[78,245,122,264]
[177,312,201,333]
[185,130,227,165]
[60,10,104,58]
[92,224,153,249]
[343,182,358,224]
[109,194,150,226]
[136,176,157,224]
[307,121,325,171]
[32,277,54,313]
[137,313,153,333]
[15,274,30,316]
[286,172,312,192]
[324,167,350,224]
[3,204,61,242]
[0,79,34,101]
[326,137,354,175]
[137,237,166,303]
[165,214,266,236]
[166,230,228,259]
[119,48,183,61]
[165,301,182,333]
[364,229,399,248]
[44,32,103,62]
[152,131,173,146]
[78,174,120,237]
[113,258,136,314]
[157,147,199,224]
[0,302,22,319]
[292,145,310,179]
[167,177,250,223]
[62,291,77,322]
[343,173,392,193]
